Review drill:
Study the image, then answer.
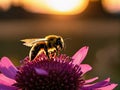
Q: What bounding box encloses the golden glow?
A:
[0,0,11,10]
[20,0,89,15]
[102,0,120,13]
[0,0,89,15]
[46,0,84,12]
[12,0,19,6]
[0,0,20,10]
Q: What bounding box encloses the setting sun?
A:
[20,0,89,15]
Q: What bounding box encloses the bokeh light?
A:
[20,0,89,15]
[0,0,11,10]
[102,0,120,14]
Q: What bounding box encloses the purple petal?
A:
[35,68,48,75]
[0,84,17,90]
[0,57,18,79]
[72,46,89,65]
[81,78,114,90]
[97,83,118,90]
[0,74,17,90]
[0,74,16,85]
[80,64,92,75]
[85,77,99,84]
[93,78,110,87]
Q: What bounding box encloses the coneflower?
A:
[0,46,117,90]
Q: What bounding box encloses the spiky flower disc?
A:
[14,54,84,90]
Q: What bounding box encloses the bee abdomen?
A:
[30,43,47,60]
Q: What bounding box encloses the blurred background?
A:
[0,0,120,89]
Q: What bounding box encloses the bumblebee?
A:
[21,35,64,60]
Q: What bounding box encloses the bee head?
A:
[45,35,64,50]
[55,36,64,50]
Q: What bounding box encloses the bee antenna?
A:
[63,38,71,52]
[64,38,71,41]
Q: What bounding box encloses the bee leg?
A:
[51,48,58,58]
[55,46,59,56]
[44,47,49,58]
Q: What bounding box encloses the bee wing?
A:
[21,38,47,47]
